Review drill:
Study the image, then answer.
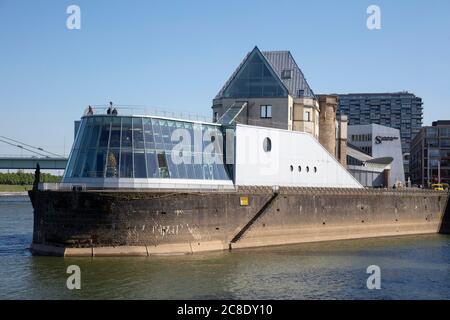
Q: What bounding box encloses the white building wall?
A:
[234,124,362,188]
[348,124,405,185]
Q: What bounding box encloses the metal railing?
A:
[84,105,212,123]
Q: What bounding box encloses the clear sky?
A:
[1,0,450,156]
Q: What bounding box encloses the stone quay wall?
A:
[29,187,450,257]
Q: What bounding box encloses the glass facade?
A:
[64,116,231,181]
[410,124,450,186]
[223,51,287,98]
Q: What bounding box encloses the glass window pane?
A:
[216,163,230,180]
[120,151,133,178]
[193,161,203,179]
[95,149,107,177]
[121,118,133,148]
[109,118,121,148]
[72,151,86,178]
[166,151,179,178]
[223,52,287,98]
[157,151,170,178]
[72,119,86,151]
[146,150,159,178]
[203,164,213,180]
[87,123,101,148]
[160,120,172,149]
[65,119,86,178]
[133,151,146,178]
[184,152,196,179]
[143,118,155,150]
[152,119,164,149]
[171,150,187,179]
[106,149,120,178]
[133,118,145,150]
[98,119,111,148]
[82,149,97,177]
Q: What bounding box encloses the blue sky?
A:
[1,0,450,156]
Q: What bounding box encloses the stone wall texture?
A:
[29,187,450,256]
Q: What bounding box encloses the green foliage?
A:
[0,171,62,185]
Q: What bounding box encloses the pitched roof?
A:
[215,46,315,99]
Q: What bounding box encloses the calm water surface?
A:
[0,195,449,300]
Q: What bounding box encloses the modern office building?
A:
[410,120,450,187]
[212,46,320,139]
[337,92,423,177]
[347,124,405,186]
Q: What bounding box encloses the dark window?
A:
[109,118,121,148]
[223,52,287,98]
[281,69,292,79]
[263,137,272,152]
[260,105,272,118]
[157,151,169,178]
[98,120,111,148]
[120,151,133,178]
[133,151,147,178]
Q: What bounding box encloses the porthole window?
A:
[263,137,272,152]
[314,166,317,173]
[298,166,301,172]
[290,165,294,172]
[306,166,310,173]
[211,135,216,143]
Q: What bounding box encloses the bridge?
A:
[0,136,68,170]
[0,157,67,170]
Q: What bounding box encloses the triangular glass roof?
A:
[222,48,288,98]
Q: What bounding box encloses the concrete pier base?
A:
[28,187,449,257]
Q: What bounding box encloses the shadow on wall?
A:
[439,195,450,234]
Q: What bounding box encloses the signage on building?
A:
[375,136,399,144]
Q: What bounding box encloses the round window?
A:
[298,166,302,172]
[290,165,294,172]
[314,166,317,173]
[306,166,310,173]
[263,137,272,152]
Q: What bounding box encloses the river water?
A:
[0,195,449,300]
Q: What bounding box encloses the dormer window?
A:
[281,69,292,79]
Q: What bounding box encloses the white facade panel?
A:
[348,124,405,185]
[234,124,362,188]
